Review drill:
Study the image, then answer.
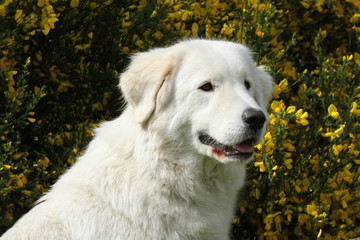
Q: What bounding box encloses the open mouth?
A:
[199,134,255,160]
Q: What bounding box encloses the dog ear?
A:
[119,48,177,124]
[254,66,274,110]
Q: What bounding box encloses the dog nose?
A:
[242,108,266,130]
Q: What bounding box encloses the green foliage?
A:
[0,0,359,239]
[0,58,45,227]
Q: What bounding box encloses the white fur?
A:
[1,39,273,240]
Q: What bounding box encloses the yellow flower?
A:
[180,10,193,21]
[220,23,235,36]
[306,203,318,217]
[354,52,360,65]
[40,4,59,35]
[350,102,360,116]
[283,61,296,78]
[135,40,144,48]
[328,104,340,119]
[92,102,103,111]
[121,21,132,28]
[269,113,276,125]
[322,124,345,140]
[121,47,129,53]
[300,1,311,9]
[37,0,45,7]
[153,31,162,40]
[317,229,323,238]
[270,100,285,113]
[294,183,302,193]
[16,174,27,188]
[191,23,199,36]
[67,156,74,165]
[58,81,74,92]
[22,190,31,196]
[14,9,24,24]
[295,109,309,125]
[253,188,261,199]
[334,124,345,136]
[278,191,287,205]
[286,105,296,113]
[332,144,342,156]
[273,85,281,98]
[321,132,334,138]
[37,157,50,169]
[255,25,264,37]
[4,165,11,170]
[351,13,360,23]
[314,88,322,97]
[320,29,327,37]
[28,118,36,123]
[298,213,309,225]
[273,79,288,98]
[285,209,293,222]
[254,161,266,172]
[284,159,293,169]
[70,0,79,8]
[320,193,332,205]
[283,142,295,151]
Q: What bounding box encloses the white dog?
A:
[1,39,273,240]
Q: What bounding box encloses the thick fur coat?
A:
[1,39,273,240]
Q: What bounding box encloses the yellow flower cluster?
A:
[38,0,59,35]
[1,0,359,239]
[250,48,359,238]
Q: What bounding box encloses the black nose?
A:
[242,108,266,130]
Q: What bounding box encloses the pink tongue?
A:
[235,142,254,153]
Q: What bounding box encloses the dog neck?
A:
[131,121,246,196]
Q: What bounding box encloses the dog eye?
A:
[199,82,214,92]
[244,80,251,90]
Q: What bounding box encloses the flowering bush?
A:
[0,0,359,239]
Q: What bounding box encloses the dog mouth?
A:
[198,134,255,160]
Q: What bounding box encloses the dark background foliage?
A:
[1,0,359,239]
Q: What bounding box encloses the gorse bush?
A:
[0,0,359,239]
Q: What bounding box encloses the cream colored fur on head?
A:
[1,39,273,240]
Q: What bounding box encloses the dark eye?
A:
[244,80,251,90]
[199,82,214,92]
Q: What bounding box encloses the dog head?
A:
[120,39,273,164]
